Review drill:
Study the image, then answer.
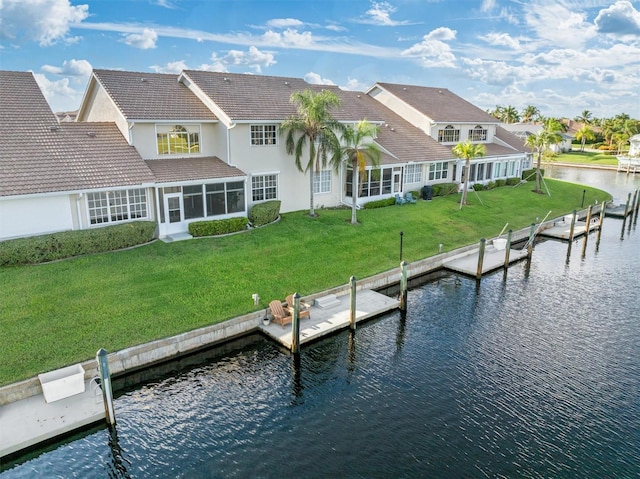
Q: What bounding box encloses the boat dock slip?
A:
[605,204,632,218]
[0,379,104,459]
[441,242,529,277]
[259,289,399,349]
[538,217,599,240]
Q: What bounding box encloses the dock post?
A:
[634,189,640,225]
[581,205,593,256]
[569,210,577,241]
[399,261,408,313]
[291,293,300,354]
[624,192,631,218]
[503,230,512,269]
[631,189,638,217]
[596,202,606,247]
[349,276,357,331]
[476,238,486,280]
[527,223,535,259]
[96,348,116,426]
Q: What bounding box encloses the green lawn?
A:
[0,179,610,387]
[553,150,619,166]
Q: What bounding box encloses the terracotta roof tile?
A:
[93,69,217,121]
[372,83,498,124]
[1,71,155,197]
[145,157,245,183]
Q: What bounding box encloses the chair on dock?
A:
[404,192,417,204]
[269,300,292,328]
[286,294,311,320]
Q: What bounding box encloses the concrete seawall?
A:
[0,211,591,407]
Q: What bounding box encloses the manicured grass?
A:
[0,179,610,387]
[553,150,619,166]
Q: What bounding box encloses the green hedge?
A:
[472,183,485,191]
[495,179,507,187]
[363,197,396,209]
[249,200,281,227]
[522,168,544,180]
[506,177,521,186]
[188,217,249,237]
[0,221,157,266]
[432,183,458,197]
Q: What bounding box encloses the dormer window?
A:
[437,125,460,143]
[469,125,487,142]
[157,125,200,155]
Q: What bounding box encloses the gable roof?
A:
[371,83,498,124]
[336,91,455,164]
[91,69,217,121]
[0,71,155,197]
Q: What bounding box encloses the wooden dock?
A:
[538,217,599,240]
[0,379,104,460]
[605,204,632,219]
[259,289,400,349]
[441,242,529,277]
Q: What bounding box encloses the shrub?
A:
[505,177,521,186]
[472,183,485,191]
[0,221,157,266]
[486,181,496,190]
[249,200,281,227]
[363,198,395,209]
[495,179,506,187]
[431,183,458,197]
[522,168,543,180]
[189,217,249,237]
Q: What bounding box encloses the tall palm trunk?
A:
[351,160,358,224]
[459,158,471,209]
[535,151,542,193]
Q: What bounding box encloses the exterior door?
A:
[393,170,402,194]
[163,192,184,235]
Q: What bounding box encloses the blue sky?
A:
[1,0,639,119]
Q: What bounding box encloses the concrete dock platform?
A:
[604,204,632,219]
[0,379,105,460]
[442,243,529,277]
[259,289,400,349]
[539,218,599,240]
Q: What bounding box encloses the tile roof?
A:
[495,126,528,153]
[372,83,498,124]
[92,69,217,121]
[336,91,455,164]
[145,157,245,183]
[1,71,155,197]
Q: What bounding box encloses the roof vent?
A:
[49,125,59,131]
[87,131,96,138]
[141,78,148,82]
[223,77,229,82]
[357,94,361,98]
[284,81,289,85]
[403,87,407,91]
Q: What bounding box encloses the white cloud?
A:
[200,46,276,73]
[262,28,314,47]
[402,27,457,68]
[150,60,189,74]
[153,0,178,8]
[122,28,158,49]
[304,72,336,85]
[481,0,496,12]
[342,77,370,91]
[267,18,304,29]
[360,1,412,26]
[524,2,596,49]
[32,73,84,112]
[594,1,640,37]
[479,32,521,50]
[40,59,92,77]
[0,0,89,46]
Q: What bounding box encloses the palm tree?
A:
[574,110,593,125]
[280,89,345,217]
[525,123,562,194]
[575,125,596,152]
[340,120,381,224]
[522,105,540,123]
[452,141,486,209]
[502,105,521,124]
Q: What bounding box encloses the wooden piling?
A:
[291,293,300,354]
[624,192,631,218]
[634,189,640,225]
[596,202,606,246]
[527,223,535,259]
[476,238,486,280]
[569,210,577,241]
[349,276,356,331]
[503,230,512,269]
[399,261,408,313]
[96,348,116,426]
[581,205,593,256]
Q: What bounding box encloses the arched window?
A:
[468,125,487,142]
[437,125,460,143]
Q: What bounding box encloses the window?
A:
[313,170,331,194]
[183,185,204,219]
[157,125,200,155]
[251,125,277,145]
[205,181,245,216]
[437,125,460,143]
[87,188,148,225]
[405,164,422,184]
[252,174,278,201]
[485,163,493,180]
[428,162,449,181]
[477,163,485,181]
[468,125,487,142]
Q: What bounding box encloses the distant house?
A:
[0,71,155,241]
[501,123,573,153]
[1,68,529,241]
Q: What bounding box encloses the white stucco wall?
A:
[79,84,128,140]
[131,122,219,159]
[0,195,74,240]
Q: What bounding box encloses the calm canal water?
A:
[2,168,639,478]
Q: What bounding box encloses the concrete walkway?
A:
[0,379,104,459]
[260,289,400,349]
